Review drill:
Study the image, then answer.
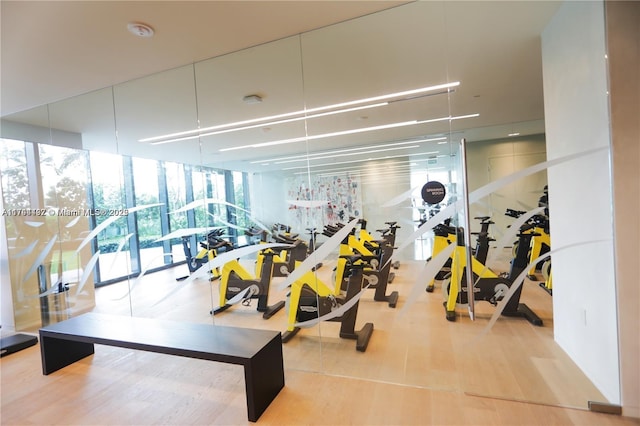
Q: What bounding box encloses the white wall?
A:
[251,160,416,258]
[249,171,289,231]
[359,159,414,259]
[1,119,82,150]
[542,1,620,404]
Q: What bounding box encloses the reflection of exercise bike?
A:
[282,255,374,352]
[471,217,495,265]
[442,222,543,326]
[258,226,322,277]
[177,229,234,281]
[256,239,308,277]
[506,209,550,281]
[426,217,493,293]
[360,220,401,270]
[326,223,399,308]
[426,220,456,292]
[212,250,285,319]
[244,226,267,245]
[540,259,552,295]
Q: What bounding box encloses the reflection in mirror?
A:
[191,35,323,368]
[0,0,623,416]
[88,151,128,283]
[285,0,459,384]
[1,89,119,330]
[105,65,202,321]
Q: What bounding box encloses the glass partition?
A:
[440,0,617,410]
[89,151,129,283]
[192,34,322,370]
[164,161,189,264]
[290,0,459,388]
[109,64,203,321]
[0,0,620,414]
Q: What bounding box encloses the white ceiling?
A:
[0,1,561,173]
[0,0,409,115]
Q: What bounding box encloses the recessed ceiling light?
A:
[127,22,154,38]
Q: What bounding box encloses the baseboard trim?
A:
[588,401,623,415]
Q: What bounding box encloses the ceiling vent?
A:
[243,94,263,105]
[127,22,155,38]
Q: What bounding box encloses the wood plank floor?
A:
[2,257,638,425]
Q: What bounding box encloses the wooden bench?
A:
[39,312,284,422]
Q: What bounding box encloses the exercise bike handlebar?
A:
[338,254,371,269]
[505,208,526,218]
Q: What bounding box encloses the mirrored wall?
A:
[0,0,620,413]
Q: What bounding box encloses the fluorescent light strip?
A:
[359,172,414,181]
[150,102,390,145]
[220,120,418,152]
[274,145,420,164]
[361,171,414,180]
[315,170,360,177]
[283,152,432,170]
[221,113,478,152]
[250,137,447,164]
[292,161,407,175]
[317,161,416,175]
[417,113,480,125]
[293,167,361,176]
[289,149,444,175]
[293,161,417,177]
[318,165,416,178]
[147,103,389,145]
[141,81,460,143]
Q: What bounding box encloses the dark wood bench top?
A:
[39,312,279,364]
[39,313,285,422]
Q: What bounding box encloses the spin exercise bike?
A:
[426,217,493,292]
[442,218,543,326]
[325,223,399,308]
[212,249,285,319]
[255,239,308,278]
[257,226,322,277]
[281,254,374,352]
[507,209,551,281]
[425,220,457,292]
[177,229,234,281]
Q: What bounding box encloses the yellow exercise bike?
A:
[282,255,374,352]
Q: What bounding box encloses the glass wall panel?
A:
[89,151,128,283]
[0,0,620,414]
[295,1,461,390]
[439,0,617,410]
[0,139,31,210]
[45,89,121,321]
[164,161,189,264]
[0,139,39,329]
[37,143,95,324]
[131,157,163,271]
[1,89,118,330]
[193,35,317,369]
[111,65,201,321]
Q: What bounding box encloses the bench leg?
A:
[243,334,285,422]
[40,333,94,375]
